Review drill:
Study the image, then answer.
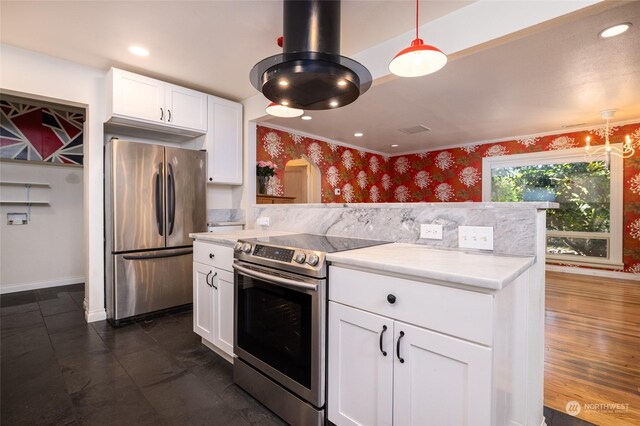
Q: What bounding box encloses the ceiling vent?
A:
[398,125,432,135]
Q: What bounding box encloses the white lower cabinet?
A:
[192,242,235,359]
[328,302,491,426]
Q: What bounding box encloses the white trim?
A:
[201,338,235,364]
[0,276,85,294]
[391,118,640,156]
[85,308,107,323]
[482,147,623,266]
[257,122,389,157]
[546,264,640,281]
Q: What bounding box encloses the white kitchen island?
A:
[326,244,542,426]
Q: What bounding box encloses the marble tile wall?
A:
[253,203,552,257]
[207,209,245,224]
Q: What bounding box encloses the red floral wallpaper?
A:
[257,123,640,273]
[257,126,392,203]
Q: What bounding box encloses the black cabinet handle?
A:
[160,108,164,121]
[379,325,388,356]
[168,109,172,122]
[206,271,213,287]
[387,294,396,304]
[211,271,218,289]
[209,253,215,259]
[396,331,405,363]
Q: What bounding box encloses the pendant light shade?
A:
[390,0,447,78]
[265,102,304,118]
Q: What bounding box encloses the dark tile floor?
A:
[0,284,286,426]
[543,406,596,426]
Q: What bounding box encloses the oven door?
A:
[233,260,325,408]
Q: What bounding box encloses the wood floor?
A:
[545,271,640,425]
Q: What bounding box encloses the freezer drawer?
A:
[110,248,193,321]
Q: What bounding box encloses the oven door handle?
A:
[233,264,318,292]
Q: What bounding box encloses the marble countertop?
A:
[207,221,246,227]
[254,201,558,210]
[190,229,293,246]
[326,243,535,290]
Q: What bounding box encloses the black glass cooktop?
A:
[245,233,391,254]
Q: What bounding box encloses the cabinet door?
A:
[393,322,492,426]
[207,95,243,184]
[193,262,214,342]
[328,302,394,426]
[212,270,234,356]
[112,69,165,124]
[165,83,208,131]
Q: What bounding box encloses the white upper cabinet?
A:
[206,95,243,185]
[107,68,207,134]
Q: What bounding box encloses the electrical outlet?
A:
[420,224,443,240]
[458,226,494,250]
[256,216,270,226]
[334,188,341,196]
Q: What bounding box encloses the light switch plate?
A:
[256,216,270,226]
[420,224,443,240]
[458,226,494,250]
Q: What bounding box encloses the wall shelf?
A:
[0,181,50,187]
[0,201,50,205]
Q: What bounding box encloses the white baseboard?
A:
[201,338,235,364]
[546,264,640,281]
[0,276,85,294]
[85,308,107,323]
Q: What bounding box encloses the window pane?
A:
[491,162,610,233]
[547,236,608,258]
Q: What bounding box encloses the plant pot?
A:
[257,176,269,195]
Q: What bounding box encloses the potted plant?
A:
[523,175,557,202]
[256,161,276,194]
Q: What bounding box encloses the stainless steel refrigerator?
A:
[105,139,206,325]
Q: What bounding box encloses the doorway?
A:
[284,157,321,203]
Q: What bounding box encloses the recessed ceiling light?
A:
[329,100,339,108]
[599,23,631,38]
[354,132,363,137]
[128,45,149,57]
[279,80,289,87]
[301,115,312,120]
[391,144,399,147]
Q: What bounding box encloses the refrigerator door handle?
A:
[155,163,164,236]
[167,163,176,235]
[122,248,193,261]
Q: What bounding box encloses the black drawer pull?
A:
[396,331,405,363]
[379,325,388,356]
[209,253,215,259]
[387,294,396,304]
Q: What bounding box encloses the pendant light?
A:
[585,109,634,168]
[389,0,447,77]
[265,102,304,118]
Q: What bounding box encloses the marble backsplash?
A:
[252,203,555,257]
[207,209,245,224]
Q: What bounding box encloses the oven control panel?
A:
[252,244,295,262]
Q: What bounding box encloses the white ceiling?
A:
[264,1,640,153]
[2,1,638,154]
[0,0,473,101]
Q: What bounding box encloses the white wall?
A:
[0,44,106,321]
[0,162,84,292]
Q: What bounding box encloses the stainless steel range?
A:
[232,234,390,426]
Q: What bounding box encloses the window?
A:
[482,146,623,268]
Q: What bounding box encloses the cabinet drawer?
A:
[329,266,493,346]
[194,241,234,272]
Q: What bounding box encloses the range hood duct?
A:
[250,0,372,111]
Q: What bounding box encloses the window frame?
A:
[482,146,623,269]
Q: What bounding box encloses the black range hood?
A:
[250,0,372,111]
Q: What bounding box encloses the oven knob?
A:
[306,254,320,266]
[294,253,306,264]
[242,243,252,253]
[233,242,243,252]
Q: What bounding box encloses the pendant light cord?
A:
[416,0,419,39]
